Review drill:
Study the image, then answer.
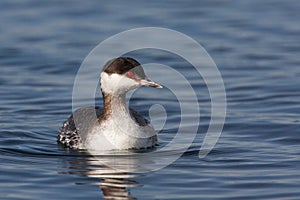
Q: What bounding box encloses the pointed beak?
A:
[140,78,163,88]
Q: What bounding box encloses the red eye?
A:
[126,71,134,78]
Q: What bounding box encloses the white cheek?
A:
[101,72,138,95]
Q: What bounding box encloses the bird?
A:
[58,57,163,151]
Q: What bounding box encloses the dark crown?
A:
[102,57,141,75]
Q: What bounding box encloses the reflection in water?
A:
[86,161,138,200]
[59,145,185,199]
[60,151,141,200]
[100,177,137,200]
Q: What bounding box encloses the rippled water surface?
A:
[1,0,300,199]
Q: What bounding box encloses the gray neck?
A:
[101,91,129,121]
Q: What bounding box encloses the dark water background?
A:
[1,0,300,199]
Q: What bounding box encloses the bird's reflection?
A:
[60,146,179,199]
[60,149,156,200]
[83,155,140,200]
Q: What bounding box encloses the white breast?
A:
[85,112,157,151]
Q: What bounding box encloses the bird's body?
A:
[58,57,162,151]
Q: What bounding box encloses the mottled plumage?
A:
[57,57,162,150]
[58,106,151,149]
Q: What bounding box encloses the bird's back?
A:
[58,106,150,149]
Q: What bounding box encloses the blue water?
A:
[1,0,300,199]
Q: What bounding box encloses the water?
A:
[1,0,300,199]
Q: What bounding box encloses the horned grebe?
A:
[58,57,162,150]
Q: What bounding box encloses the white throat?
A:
[100,72,138,96]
